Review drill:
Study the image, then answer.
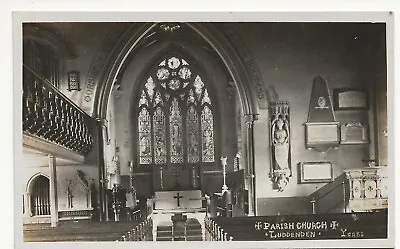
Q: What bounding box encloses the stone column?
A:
[96,118,108,222]
[244,114,257,216]
[48,155,58,227]
[24,193,32,218]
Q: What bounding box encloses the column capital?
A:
[243,114,259,125]
[48,154,56,160]
[95,117,108,126]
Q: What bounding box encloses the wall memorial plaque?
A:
[305,76,339,152]
[299,161,333,183]
[333,88,369,110]
[210,211,387,241]
[340,122,369,144]
[305,122,340,147]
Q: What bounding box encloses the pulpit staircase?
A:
[308,166,388,214]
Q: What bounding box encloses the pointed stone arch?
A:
[92,22,263,217]
[26,173,51,217]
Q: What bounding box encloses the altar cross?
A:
[174,192,183,207]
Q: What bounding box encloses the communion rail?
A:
[205,212,387,241]
[117,217,153,241]
[23,64,94,156]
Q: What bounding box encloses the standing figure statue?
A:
[269,101,292,193]
[272,117,290,172]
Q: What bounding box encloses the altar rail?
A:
[117,217,153,241]
[205,211,387,241]
[204,216,233,241]
[23,64,94,156]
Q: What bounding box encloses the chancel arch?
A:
[94,23,261,219]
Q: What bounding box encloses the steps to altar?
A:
[155,216,202,241]
[156,222,173,241]
[152,190,206,241]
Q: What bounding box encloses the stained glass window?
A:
[138,108,152,164]
[136,54,216,166]
[187,106,199,163]
[201,105,215,162]
[153,107,166,164]
[170,98,183,163]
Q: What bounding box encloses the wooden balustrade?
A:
[23,65,94,156]
[204,216,233,241]
[117,217,153,241]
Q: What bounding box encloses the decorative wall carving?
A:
[82,23,132,107]
[269,101,291,192]
[64,170,92,210]
[216,24,267,109]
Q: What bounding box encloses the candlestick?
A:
[221,157,228,193]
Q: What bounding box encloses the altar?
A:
[152,190,206,241]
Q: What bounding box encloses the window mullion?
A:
[182,101,188,165]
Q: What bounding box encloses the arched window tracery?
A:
[137,54,215,166]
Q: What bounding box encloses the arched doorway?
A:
[29,175,51,216]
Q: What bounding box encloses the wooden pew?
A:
[205,211,388,241]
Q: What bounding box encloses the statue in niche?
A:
[272,116,290,171]
[270,101,291,192]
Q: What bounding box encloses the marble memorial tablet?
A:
[334,88,369,110]
[340,122,369,144]
[305,122,339,145]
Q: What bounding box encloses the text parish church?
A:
[19,22,389,242]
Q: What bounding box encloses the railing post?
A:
[132,229,137,241]
[211,221,215,240]
[342,181,347,213]
[311,197,316,214]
